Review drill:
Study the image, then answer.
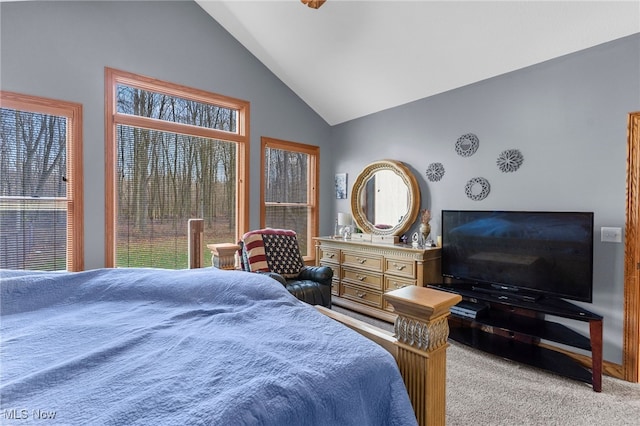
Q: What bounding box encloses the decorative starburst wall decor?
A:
[497,149,524,173]
[426,162,445,182]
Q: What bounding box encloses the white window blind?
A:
[0,108,69,270]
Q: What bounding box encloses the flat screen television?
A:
[441,210,594,303]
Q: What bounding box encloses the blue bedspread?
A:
[0,268,416,426]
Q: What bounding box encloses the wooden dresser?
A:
[314,237,442,322]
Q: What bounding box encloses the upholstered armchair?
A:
[238,228,332,308]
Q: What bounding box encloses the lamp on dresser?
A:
[337,212,353,240]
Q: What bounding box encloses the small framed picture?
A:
[335,173,347,199]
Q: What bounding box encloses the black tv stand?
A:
[470,285,540,303]
[428,282,603,392]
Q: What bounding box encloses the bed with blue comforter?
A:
[0,267,417,426]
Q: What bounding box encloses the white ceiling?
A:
[196,0,640,126]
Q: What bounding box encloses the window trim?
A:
[260,136,319,262]
[104,67,250,267]
[0,91,84,271]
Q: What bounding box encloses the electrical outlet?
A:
[601,227,622,243]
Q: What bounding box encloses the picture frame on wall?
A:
[335,173,347,199]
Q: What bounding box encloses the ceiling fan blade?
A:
[301,0,326,9]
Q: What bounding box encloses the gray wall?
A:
[2,0,638,364]
[331,34,640,363]
[0,0,333,268]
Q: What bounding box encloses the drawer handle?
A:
[392,263,406,271]
[356,257,367,264]
[327,253,335,258]
[356,274,367,281]
[356,291,367,298]
[392,281,406,289]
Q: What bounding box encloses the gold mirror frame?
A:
[350,160,421,236]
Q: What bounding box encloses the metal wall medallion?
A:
[426,162,445,182]
[455,133,479,157]
[465,177,490,201]
[497,149,524,173]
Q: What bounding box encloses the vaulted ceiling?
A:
[196,1,640,125]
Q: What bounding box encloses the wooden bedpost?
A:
[384,286,461,426]
[188,219,204,269]
[317,286,461,426]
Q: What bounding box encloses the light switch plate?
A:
[601,227,622,243]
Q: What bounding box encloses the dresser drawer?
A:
[319,247,340,264]
[384,275,416,292]
[385,258,416,279]
[331,280,340,296]
[342,251,383,271]
[341,283,382,308]
[342,267,383,290]
[321,262,340,280]
[321,263,341,296]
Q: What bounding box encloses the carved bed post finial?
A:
[384,286,462,426]
[394,314,450,352]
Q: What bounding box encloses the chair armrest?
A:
[298,266,333,286]
[257,271,287,286]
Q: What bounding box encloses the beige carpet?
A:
[331,306,640,426]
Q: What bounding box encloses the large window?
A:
[261,137,319,260]
[105,68,249,268]
[0,91,83,271]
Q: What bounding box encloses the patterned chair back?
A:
[239,228,305,279]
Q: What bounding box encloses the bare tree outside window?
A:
[105,68,249,269]
[262,137,319,259]
[0,92,83,271]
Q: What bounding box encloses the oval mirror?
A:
[350,160,420,236]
